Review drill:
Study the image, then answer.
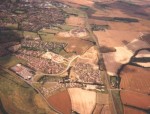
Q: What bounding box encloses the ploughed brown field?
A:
[123,105,147,114]
[120,64,150,113]
[47,90,72,114]
[120,65,150,94]
[93,104,103,114]
[92,104,112,114]
[120,90,150,110]
[65,16,85,27]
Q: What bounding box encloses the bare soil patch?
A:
[94,30,141,47]
[65,16,85,27]
[77,46,99,65]
[47,90,72,114]
[123,105,147,114]
[120,90,150,110]
[103,47,133,76]
[126,39,150,52]
[120,65,150,94]
[59,0,94,7]
[135,50,150,58]
[96,93,109,104]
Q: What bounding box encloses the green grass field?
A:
[23,31,39,39]
[63,8,86,17]
[40,34,55,42]
[0,69,56,114]
[0,55,27,68]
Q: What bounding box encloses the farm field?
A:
[47,90,72,114]
[0,0,150,114]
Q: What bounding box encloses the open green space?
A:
[0,55,27,68]
[0,69,56,114]
[56,24,75,31]
[40,34,55,42]
[63,8,86,17]
[23,31,39,39]
[1,23,18,30]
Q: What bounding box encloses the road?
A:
[84,13,118,114]
[1,67,62,114]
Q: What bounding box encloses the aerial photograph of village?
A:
[0,0,149,114]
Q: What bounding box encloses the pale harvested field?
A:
[120,90,150,110]
[94,30,141,47]
[134,62,150,67]
[123,105,147,114]
[65,16,85,27]
[59,0,94,7]
[100,38,149,75]
[126,39,150,52]
[135,50,150,58]
[68,88,96,114]
[96,93,109,104]
[103,47,133,76]
[77,46,99,65]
